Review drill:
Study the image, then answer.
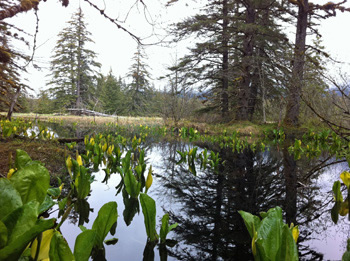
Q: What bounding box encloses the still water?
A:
[58,140,350,260]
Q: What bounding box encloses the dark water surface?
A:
[57,140,350,260]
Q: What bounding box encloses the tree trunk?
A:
[283,145,297,225]
[284,0,308,126]
[236,3,255,121]
[7,87,21,121]
[221,0,229,120]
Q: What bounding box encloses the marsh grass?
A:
[1,112,164,126]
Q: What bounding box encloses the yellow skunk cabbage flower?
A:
[146,166,153,192]
[84,136,88,145]
[77,155,83,166]
[59,183,64,192]
[90,137,95,146]
[107,145,114,156]
[13,126,17,132]
[30,229,55,260]
[290,223,299,243]
[66,156,73,177]
[340,171,350,188]
[102,143,107,152]
[7,168,15,179]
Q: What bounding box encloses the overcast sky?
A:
[7,0,350,96]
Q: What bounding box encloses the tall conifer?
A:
[48,7,100,110]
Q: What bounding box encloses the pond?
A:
[56,139,350,261]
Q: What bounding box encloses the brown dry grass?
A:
[4,113,164,126]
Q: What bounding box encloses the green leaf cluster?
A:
[238,206,299,261]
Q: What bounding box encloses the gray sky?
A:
[8,0,350,96]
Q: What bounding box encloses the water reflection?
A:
[57,140,349,260]
[150,141,349,261]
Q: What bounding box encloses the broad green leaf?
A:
[75,166,91,199]
[258,209,282,260]
[340,171,350,189]
[10,162,50,205]
[58,197,68,211]
[92,201,118,248]
[30,229,55,260]
[140,193,158,242]
[3,201,40,245]
[279,224,298,261]
[18,248,31,261]
[159,213,178,244]
[124,168,141,198]
[0,178,22,220]
[0,220,8,248]
[238,210,261,238]
[14,150,32,170]
[160,213,170,243]
[39,194,55,215]
[47,187,61,198]
[0,202,55,261]
[332,181,343,202]
[74,229,96,261]
[49,231,74,261]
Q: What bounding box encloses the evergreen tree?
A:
[48,7,101,111]
[99,71,125,115]
[126,44,152,116]
[171,0,289,122]
[0,17,28,119]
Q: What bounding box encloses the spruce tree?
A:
[0,17,28,120]
[99,71,125,115]
[48,7,101,111]
[126,44,152,116]
[170,0,289,122]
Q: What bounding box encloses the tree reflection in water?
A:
[150,141,345,261]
